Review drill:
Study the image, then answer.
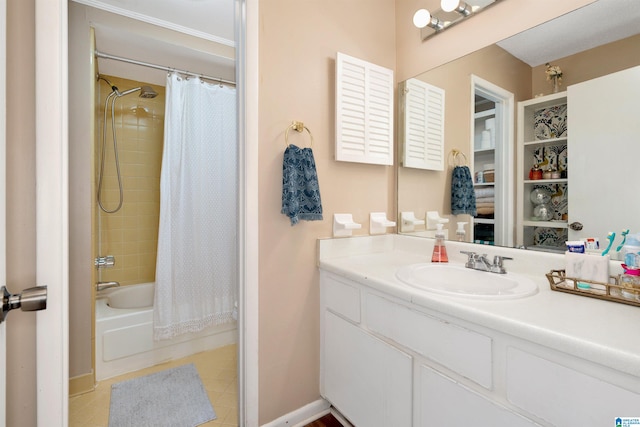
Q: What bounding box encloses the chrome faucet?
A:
[96,281,120,292]
[461,251,513,274]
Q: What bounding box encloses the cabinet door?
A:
[419,365,539,427]
[507,347,640,426]
[322,311,412,427]
[567,65,640,243]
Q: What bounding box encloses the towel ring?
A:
[285,121,314,148]
[448,149,468,167]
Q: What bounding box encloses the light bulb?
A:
[413,9,431,29]
[441,0,460,12]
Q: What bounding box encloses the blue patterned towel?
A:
[281,144,323,226]
[451,165,477,216]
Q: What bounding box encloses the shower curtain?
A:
[154,73,237,340]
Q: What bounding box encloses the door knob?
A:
[569,222,583,231]
[1,285,47,324]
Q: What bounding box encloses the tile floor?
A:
[69,344,238,427]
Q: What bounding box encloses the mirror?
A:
[397,0,640,253]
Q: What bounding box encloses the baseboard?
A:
[69,371,95,397]
[261,399,331,427]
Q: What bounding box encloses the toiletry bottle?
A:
[456,222,467,242]
[431,223,449,263]
[621,233,640,268]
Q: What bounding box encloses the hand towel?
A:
[281,144,323,226]
[451,165,476,216]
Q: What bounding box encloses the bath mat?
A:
[108,363,216,427]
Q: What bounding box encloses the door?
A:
[1,1,67,425]
[34,0,68,425]
[1,0,7,423]
[568,66,640,244]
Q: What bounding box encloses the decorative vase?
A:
[552,75,560,93]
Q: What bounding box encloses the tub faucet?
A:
[96,281,120,292]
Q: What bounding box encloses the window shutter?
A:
[401,78,445,170]
[335,52,394,165]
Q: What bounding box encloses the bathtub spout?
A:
[96,281,120,292]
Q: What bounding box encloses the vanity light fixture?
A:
[441,0,472,16]
[413,0,499,40]
[413,9,444,30]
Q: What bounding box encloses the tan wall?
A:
[531,33,640,95]
[257,0,396,423]
[96,76,165,286]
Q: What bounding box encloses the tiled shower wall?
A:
[96,75,165,286]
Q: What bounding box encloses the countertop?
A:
[318,234,640,380]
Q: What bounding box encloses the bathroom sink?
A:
[395,264,538,299]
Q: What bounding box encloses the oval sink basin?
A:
[396,264,538,299]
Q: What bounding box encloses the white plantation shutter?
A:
[401,78,445,170]
[335,52,394,165]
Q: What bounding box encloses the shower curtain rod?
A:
[95,51,236,87]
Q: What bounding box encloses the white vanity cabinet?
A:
[320,269,640,426]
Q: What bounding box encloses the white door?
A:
[0,1,68,425]
[0,0,7,423]
[34,0,68,425]
[568,65,640,244]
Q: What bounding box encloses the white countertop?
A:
[318,234,640,380]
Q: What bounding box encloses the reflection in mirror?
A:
[397,0,640,253]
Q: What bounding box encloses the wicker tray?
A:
[546,269,640,307]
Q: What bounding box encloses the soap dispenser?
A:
[456,222,467,242]
[431,223,449,263]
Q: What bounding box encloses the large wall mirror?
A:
[397,0,640,253]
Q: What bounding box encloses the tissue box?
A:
[565,252,610,293]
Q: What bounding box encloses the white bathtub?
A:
[95,282,237,380]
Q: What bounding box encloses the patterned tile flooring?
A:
[69,344,238,426]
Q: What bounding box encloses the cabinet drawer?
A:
[365,292,492,388]
[507,347,640,425]
[321,272,361,323]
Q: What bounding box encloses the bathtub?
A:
[95,282,237,381]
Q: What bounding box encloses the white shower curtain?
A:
[154,73,237,340]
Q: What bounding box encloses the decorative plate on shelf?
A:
[534,105,567,140]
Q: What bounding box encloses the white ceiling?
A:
[497,0,640,66]
[75,0,236,86]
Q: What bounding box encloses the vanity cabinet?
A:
[321,274,412,426]
[320,269,640,426]
[516,92,568,251]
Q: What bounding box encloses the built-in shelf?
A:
[523,137,567,147]
[517,91,568,250]
[474,147,495,154]
[474,218,494,225]
[474,108,496,119]
[524,178,568,185]
[523,220,568,228]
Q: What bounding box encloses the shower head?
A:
[139,86,158,98]
[116,85,159,99]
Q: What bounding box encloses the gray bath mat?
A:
[108,363,216,427]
